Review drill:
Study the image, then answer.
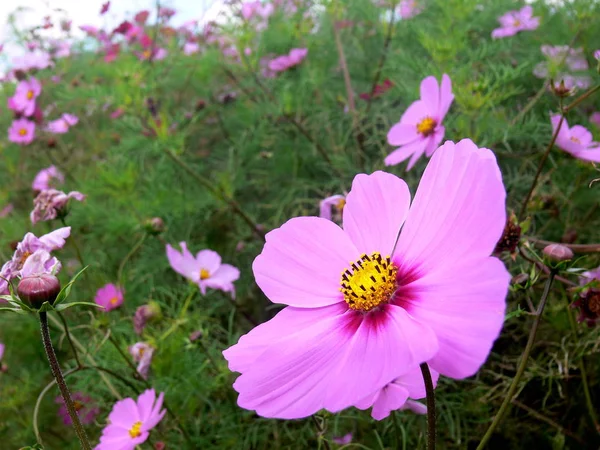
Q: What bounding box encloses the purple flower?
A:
[32,165,65,191]
[552,114,600,163]
[95,283,124,312]
[268,48,308,73]
[491,6,539,39]
[56,392,100,426]
[11,78,42,116]
[129,343,154,379]
[46,113,79,134]
[30,189,85,224]
[534,46,591,89]
[183,42,200,56]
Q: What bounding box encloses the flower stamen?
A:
[416,116,437,137]
[340,252,398,312]
[129,421,143,438]
[200,269,210,280]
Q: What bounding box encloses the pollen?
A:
[336,198,346,211]
[18,128,28,136]
[340,252,398,312]
[26,90,34,100]
[416,117,437,137]
[570,136,581,144]
[129,421,143,438]
[200,269,210,280]
[109,296,119,305]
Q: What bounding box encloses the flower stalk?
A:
[420,363,436,450]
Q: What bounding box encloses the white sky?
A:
[0,0,225,71]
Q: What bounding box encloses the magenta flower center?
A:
[129,421,143,438]
[18,128,28,136]
[416,116,437,137]
[340,252,398,312]
[200,268,211,280]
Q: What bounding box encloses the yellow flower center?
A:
[200,268,211,280]
[335,198,346,211]
[18,128,27,136]
[17,251,32,269]
[513,19,521,27]
[570,136,581,144]
[416,117,437,137]
[143,49,152,59]
[129,421,143,438]
[26,90,34,100]
[340,252,398,312]
[109,296,119,305]
[73,401,84,411]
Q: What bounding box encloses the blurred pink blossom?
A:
[56,392,100,425]
[100,1,110,15]
[110,108,125,119]
[552,114,600,163]
[319,194,346,221]
[30,189,85,224]
[95,283,124,312]
[129,343,154,379]
[32,165,64,191]
[11,78,42,116]
[268,48,308,73]
[8,119,35,145]
[183,41,200,55]
[491,5,539,39]
[590,112,600,127]
[0,204,13,218]
[46,114,79,134]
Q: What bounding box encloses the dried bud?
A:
[195,99,206,111]
[143,217,165,235]
[189,330,203,342]
[154,442,166,450]
[543,244,574,262]
[550,79,576,98]
[17,274,61,308]
[133,302,162,335]
[47,137,57,148]
[561,228,578,244]
[494,217,521,254]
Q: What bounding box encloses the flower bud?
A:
[17,274,61,308]
[189,330,203,342]
[543,244,574,262]
[550,79,575,98]
[143,217,165,235]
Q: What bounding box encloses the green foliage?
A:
[1,0,600,449]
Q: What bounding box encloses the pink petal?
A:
[400,100,430,125]
[437,74,454,119]
[570,125,593,146]
[404,257,509,378]
[166,243,199,282]
[369,383,410,420]
[195,249,221,274]
[395,139,506,272]
[419,76,439,113]
[342,171,411,256]
[572,147,600,162]
[384,139,427,167]
[387,123,419,146]
[38,227,71,250]
[253,217,357,308]
[136,389,156,423]
[107,398,139,427]
[405,138,430,171]
[229,303,438,418]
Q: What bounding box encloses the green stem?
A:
[117,234,147,285]
[56,311,82,369]
[179,286,197,319]
[563,84,600,113]
[39,312,92,450]
[311,415,331,450]
[476,271,556,449]
[420,363,436,450]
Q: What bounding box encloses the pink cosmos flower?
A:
[56,392,100,426]
[183,42,200,55]
[11,78,41,116]
[30,189,85,224]
[397,0,424,19]
[0,227,70,294]
[46,113,79,134]
[223,139,509,419]
[32,166,65,191]
[9,119,35,145]
[386,74,454,169]
[95,283,124,312]
[551,114,600,163]
[319,194,346,221]
[11,52,53,72]
[129,343,154,379]
[95,389,166,450]
[590,112,600,127]
[333,433,352,445]
[356,366,438,420]
[100,1,110,15]
[268,48,308,73]
[166,243,240,298]
[491,5,539,39]
[534,46,591,89]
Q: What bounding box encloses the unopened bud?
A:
[543,244,574,262]
[17,274,61,308]
[189,330,203,342]
[143,217,165,235]
[550,79,575,98]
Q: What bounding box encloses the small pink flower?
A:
[30,189,85,224]
[133,303,161,335]
[32,165,64,191]
[11,52,53,72]
[129,343,154,379]
[590,112,600,127]
[104,43,120,63]
[355,366,438,420]
[95,283,124,312]
[552,114,600,163]
[11,78,42,116]
[223,139,509,419]
[56,392,100,426]
[332,433,352,445]
[100,1,110,15]
[594,50,600,60]
[9,119,35,145]
[110,108,125,119]
[158,7,176,19]
[319,194,346,221]
[80,25,99,37]
[0,204,14,218]
[398,0,424,19]
[135,10,150,24]
[183,42,199,55]
[46,113,79,134]
[0,343,4,361]
[268,48,308,73]
[386,74,454,169]
[95,389,166,450]
[491,5,539,39]
[166,243,240,298]
[534,46,591,89]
